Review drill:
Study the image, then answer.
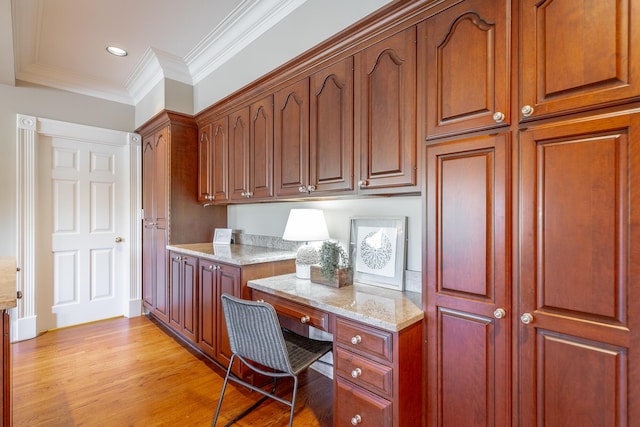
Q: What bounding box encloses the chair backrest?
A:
[220,294,293,374]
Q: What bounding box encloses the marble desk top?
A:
[248,273,424,332]
[0,257,18,310]
[166,243,296,266]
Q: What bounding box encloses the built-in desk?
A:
[248,274,424,427]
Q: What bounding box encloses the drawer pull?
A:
[351,414,362,425]
[256,299,264,303]
[300,315,310,324]
[351,335,362,345]
[351,367,362,378]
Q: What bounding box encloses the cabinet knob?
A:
[351,368,362,378]
[256,299,264,303]
[245,191,253,198]
[521,105,534,117]
[240,191,246,197]
[16,291,23,299]
[207,195,215,201]
[300,315,310,324]
[351,414,362,425]
[493,111,505,123]
[493,308,506,319]
[298,186,307,193]
[358,180,368,188]
[307,185,316,192]
[351,335,362,345]
[208,265,214,270]
[520,312,534,324]
[174,256,182,261]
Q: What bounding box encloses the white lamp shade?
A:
[282,209,330,242]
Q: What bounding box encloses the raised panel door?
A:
[356,26,418,193]
[211,117,229,203]
[216,264,241,375]
[197,123,212,203]
[310,57,355,195]
[422,0,509,139]
[228,107,250,201]
[198,261,217,359]
[520,0,640,120]
[275,79,309,197]
[182,255,198,343]
[519,113,640,426]
[169,252,182,330]
[425,132,510,427]
[250,95,274,200]
[142,138,155,310]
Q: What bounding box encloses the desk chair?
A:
[213,294,333,427]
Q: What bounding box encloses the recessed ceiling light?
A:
[106,46,128,57]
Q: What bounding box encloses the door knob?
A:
[520,312,534,324]
[493,308,506,319]
[115,237,124,243]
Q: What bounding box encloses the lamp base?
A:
[295,264,311,279]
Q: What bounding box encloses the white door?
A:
[36,135,128,331]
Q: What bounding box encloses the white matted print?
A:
[349,217,407,290]
[213,228,232,245]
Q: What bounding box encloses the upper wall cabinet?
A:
[228,95,274,202]
[519,0,640,120]
[198,117,228,204]
[421,0,510,139]
[356,26,419,194]
[274,57,355,199]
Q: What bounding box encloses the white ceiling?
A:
[3,0,317,105]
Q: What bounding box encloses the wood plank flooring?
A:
[11,316,333,426]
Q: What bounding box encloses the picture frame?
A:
[213,228,232,245]
[349,216,407,291]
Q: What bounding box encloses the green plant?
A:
[318,241,351,280]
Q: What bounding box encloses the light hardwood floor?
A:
[11,316,333,426]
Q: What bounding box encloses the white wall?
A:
[0,82,134,256]
[193,0,391,112]
[227,196,422,272]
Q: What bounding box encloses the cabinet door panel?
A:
[169,252,182,329]
[198,262,216,358]
[250,95,274,199]
[153,128,168,222]
[357,26,417,193]
[520,0,640,119]
[182,255,198,342]
[197,124,212,202]
[425,132,510,427]
[216,264,241,375]
[275,79,309,197]
[211,117,228,202]
[423,0,509,139]
[229,107,250,201]
[310,57,355,194]
[519,113,640,426]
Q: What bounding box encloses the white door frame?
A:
[15,114,142,342]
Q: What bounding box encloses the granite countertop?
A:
[166,243,296,266]
[0,257,18,310]
[248,273,424,332]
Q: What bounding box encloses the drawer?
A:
[335,347,393,399]
[252,289,331,332]
[335,317,393,364]
[335,377,392,427]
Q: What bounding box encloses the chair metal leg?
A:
[221,378,278,427]
[212,355,235,427]
[288,376,298,427]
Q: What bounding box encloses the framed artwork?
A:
[213,228,232,245]
[349,216,407,290]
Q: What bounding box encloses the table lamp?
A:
[282,209,330,279]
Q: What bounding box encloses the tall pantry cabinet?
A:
[422,0,640,426]
[138,111,226,323]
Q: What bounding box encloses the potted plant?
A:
[310,241,352,287]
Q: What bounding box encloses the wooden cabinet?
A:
[198,118,228,204]
[198,259,241,375]
[169,252,198,343]
[138,111,226,323]
[355,26,419,194]
[518,112,640,426]
[229,96,274,202]
[425,131,511,426]
[519,0,640,121]
[274,57,355,198]
[421,0,510,139]
[333,317,422,427]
